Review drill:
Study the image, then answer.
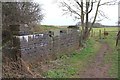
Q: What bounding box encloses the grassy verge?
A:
[92,27,118,78]
[103,31,118,78]
[42,38,101,78]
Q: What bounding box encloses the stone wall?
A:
[14,29,80,63]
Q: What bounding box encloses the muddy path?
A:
[77,42,112,78]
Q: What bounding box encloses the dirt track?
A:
[77,42,112,78]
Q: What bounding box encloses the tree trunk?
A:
[83,1,89,40]
[80,0,84,46]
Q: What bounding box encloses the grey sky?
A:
[34,0,118,26]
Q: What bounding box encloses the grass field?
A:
[32,25,66,33]
[92,27,119,32]
[41,27,119,78]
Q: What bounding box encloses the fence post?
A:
[104,28,106,38]
[93,31,95,37]
[99,30,101,39]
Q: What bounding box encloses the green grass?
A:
[90,27,119,39]
[103,32,118,78]
[43,38,101,78]
[92,27,119,32]
[41,27,118,78]
[92,27,118,78]
[32,25,66,33]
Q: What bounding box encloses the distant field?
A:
[92,27,119,32]
[32,25,67,33]
[32,25,119,33]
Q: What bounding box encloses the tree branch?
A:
[89,0,101,32]
[60,1,81,17]
[74,0,82,8]
[88,1,93,13]
[98,10,109,19]
[99,0,118,6]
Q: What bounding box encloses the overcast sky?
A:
[34,0,118,26]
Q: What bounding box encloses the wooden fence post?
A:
[99,30,101,39]
[91,29,93,37]
[104,28,105,38]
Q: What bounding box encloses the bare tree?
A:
[2,2,44,44]
[2,2,44,28]
[59,0,118,41]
